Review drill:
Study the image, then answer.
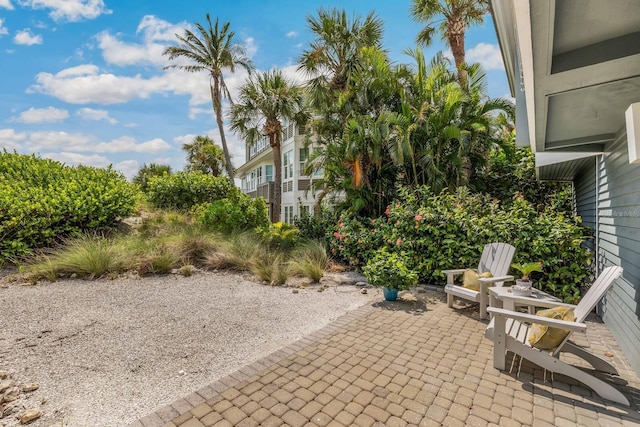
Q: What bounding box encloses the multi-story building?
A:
[235,120,320,223]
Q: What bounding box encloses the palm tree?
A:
[229,69,308,222]
[298,7,384,106]
[163,14,254,178]
[182,135,225,176]
[410,0,488,82]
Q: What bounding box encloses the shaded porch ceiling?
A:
[526,0,640,156]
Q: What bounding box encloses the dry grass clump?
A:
[251,252,290,285]
[289,240,329,282]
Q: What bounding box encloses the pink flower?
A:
[396,220,400,226]
[396,238,402,246]
[384,206,391,215]
[371,219,377,225]
[415,214,423,221]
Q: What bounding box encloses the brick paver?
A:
[132,289,640,426]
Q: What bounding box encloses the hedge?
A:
[329,187,593,302]
[145,171,238,210]
[0,152,137,262]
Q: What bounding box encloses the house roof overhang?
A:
[490,0,640,180]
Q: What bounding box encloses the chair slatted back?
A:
[478,243,516,278]
[573,266,623,322]
[550,266,623,356]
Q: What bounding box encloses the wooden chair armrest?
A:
[499,294,570,309]
[442,269,468,275]
[479,275,514,283]
[486,307,587,332]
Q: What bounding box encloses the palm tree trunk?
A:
[448,18,467,86]
[210,80,235,179]
[270,131,282,223]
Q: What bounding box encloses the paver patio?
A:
[131,289,640,427]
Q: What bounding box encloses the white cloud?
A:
[29,63,211,106]
[97,15,189,67]
[244,37,257,58]
[92,136,169,154]
[76,107,117,124]
[466,42,504,71]
[18,0,111,22]
[0,19,8,36]
[3,128,170,155]
[0,128,26,150]
[13,106,69,123]
[43,151,111,167]
[96,31,167,67]
[113,159,139,179]
[286,31,297,38]
[0,0,14,10]
[14,28,43,45]
[25,130,92,151]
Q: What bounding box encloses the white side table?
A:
[489,286,562,314]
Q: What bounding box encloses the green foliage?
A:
[182,135,225,176]
[0,152,137,262]
[474,144,574,215]
[511,262,544,281]
[145,171,237,210]
[330,186,592,302]
[132,163,172,192]
[293,209,335,241]
[362,248,418,290]
[290,240,329,282]
[262,222,299,251]
[200,193,269,233]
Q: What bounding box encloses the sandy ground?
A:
[0,270,379,427]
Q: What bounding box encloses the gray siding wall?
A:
[574,158,597,252]
[595,128,640,375]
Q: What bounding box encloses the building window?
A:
[256,166,262,185]
[299,147,309,176]
[249,170,256,191]
[283,150,293,180]
[284,206,294,224]
[265,165,273,182]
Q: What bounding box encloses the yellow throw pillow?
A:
[462,269,493,293]
[528,306,576,350]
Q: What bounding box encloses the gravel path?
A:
[0,271,379,427]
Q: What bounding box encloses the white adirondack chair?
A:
[486,266,628,405]
[444,243,516,319]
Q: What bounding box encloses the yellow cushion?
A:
[528,306,576,350]
[462,269,493,293]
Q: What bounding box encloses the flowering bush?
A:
[329,186,592,302]
[362,248,418,290]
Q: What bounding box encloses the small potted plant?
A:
[511,262,544,288]
[363,248,418,301]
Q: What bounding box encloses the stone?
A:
[356,282,367,287]
[0,371,8,379]
[292,289,299,294]
[20,408,42,424]
[0,380,15,393]
[22,384,39,393]
[361,289,367,294]
[2,387,19,403]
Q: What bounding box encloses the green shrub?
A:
[200,194,269,233]
[132,163,171,192]
[262,222,299,251]
[145,171,237,210]
[0,152,137,262]
[330,186,592,302]
[294,209,336,241]
[363,248,418,290]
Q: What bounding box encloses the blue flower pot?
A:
[383,287,398,301]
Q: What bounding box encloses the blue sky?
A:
[0,0,509,179]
